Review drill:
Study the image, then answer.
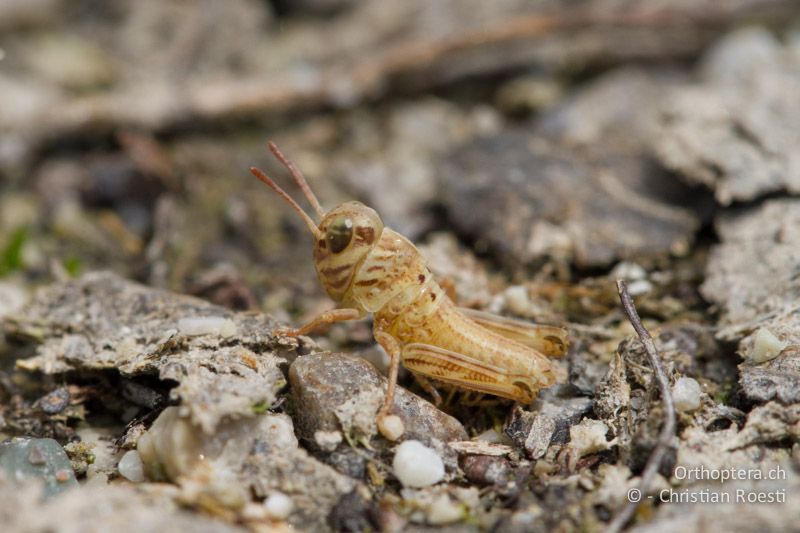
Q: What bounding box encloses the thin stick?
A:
[249,166,323,240]
[267,141,325,219]
[607,280,676,533]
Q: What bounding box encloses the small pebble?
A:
[748,328,785,363]
[27,444,46,465]
[427,494,463,525]
[610,261,647,281]
[626,279,652,296]
[461,455,511,485]
[314,430,343,452]
[177,317,237,338]
[475,428,506,444]
[55,469,72,483]
[38,387,70,415]
[393,440,445,488]
[503,285,530,316]
[241,502,268,521]
[118,450,146,482]
[264,492,293,519]
[378,415,405,441]
[672,377,702,412]
[569,419,613,457]
[495,75,562,114]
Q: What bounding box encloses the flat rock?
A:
[289,353,467,445]
[332,99,496,238]
[4,271,288,433]
[632,403,800,532]
[738,357,800,405]
[504,389,593,459]
[701,199,800,404]
[630,468,800,533]
[701,199,800,333]
[138,407,356,532]
[0,479,245,533]
[655,27,800,204]
[439,69,712,269]
[0,438,77,497]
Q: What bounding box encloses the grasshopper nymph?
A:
[251,142,569,440]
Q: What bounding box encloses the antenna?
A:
[249,166,323,240]
[267,142,325,219]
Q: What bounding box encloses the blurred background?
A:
[1,0,798,329]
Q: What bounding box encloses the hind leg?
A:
[413,373,443,406]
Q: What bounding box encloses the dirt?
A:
[2,1,800,532]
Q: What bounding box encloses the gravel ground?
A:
[1,1,800,532]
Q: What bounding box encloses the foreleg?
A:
[276,308,362,337]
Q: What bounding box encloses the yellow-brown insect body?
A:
[346,227,557,402]
[313,206,558,402]
[250,141,568,434]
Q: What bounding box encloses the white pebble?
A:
[569,419,613,457]
[475,428,506,444]
[748,328,785,363]
[610,261,647,281]
[241,502,268,521]
[118,450,146,482]
[393,440,445,488]
[610,262,650,295]
[427,494,463,525]
[504,285,530,316]
[314,430,343,452]
[626,279,652,296]
[672,377,702,412]
[378,415,405,441]
[177,317,237,337]
[264,492,293,519]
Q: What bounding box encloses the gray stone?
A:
[701,199,800,404]
[289,353,467,446]
[242,414,360,532]
[0,438,77,497]
[630,468,800,533]
[36,387,70,415]
[5,271,289,433]
[632,404,800,532]
[460,455,513,486]
[739,358,800,404]
[439,69,711,269]
[505,389,593,459]
[655,27,800,204]
[138,407,358,532]
[332,99,492,239]
[0,479,245,533]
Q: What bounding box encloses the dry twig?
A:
[606,280,676,533]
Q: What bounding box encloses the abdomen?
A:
[378,283,557,390]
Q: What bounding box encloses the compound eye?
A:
[327,217,353,253]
